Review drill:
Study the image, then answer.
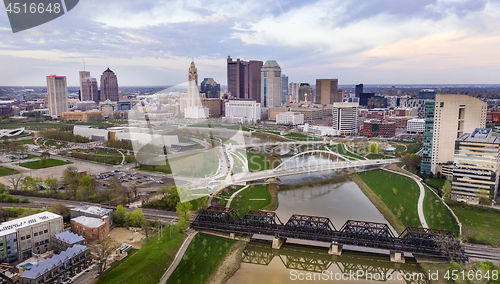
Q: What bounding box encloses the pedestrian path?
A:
[159,231,197,284]
[382,168,428,228]
[226,185,250,207]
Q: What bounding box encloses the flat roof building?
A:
[70,216,109,242]
[70,205,113,227]
[0,212,63,263]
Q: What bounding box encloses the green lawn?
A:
[0,166,20,177]
[407,143,422,154]
[229,184,272,218]
[284,132,322,141]
[166,233,238,284]
[211,185,245,207]
[393,145,406,153]
[16,159,72,169]
[449,203,500,246]
[139,150,219,177]
[11,139,35,145]
[231,153,244,175]
[96,226,186,284]
[422,185,459,236]
[327,145,357,161]
[425,178,446,190]
[247,153,269,172]
[395,162,404,168]
[357,169,422,228]
[366,153,394,160]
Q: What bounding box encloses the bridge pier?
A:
[272,237,287,249]
[328,241,343,256]
[390,251,405,264]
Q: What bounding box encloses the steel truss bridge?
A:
[243,240,428,284]
[191,206,467,261]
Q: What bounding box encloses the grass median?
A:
[0,166,20,177]
[16,159,72,169]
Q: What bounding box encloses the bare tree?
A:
[142,217,152,240]
[434,235,465,263]
[8,173,24,191]
[91,237,120,274]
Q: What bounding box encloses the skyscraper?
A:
[261,60,282,108]
[288,82,299,103]
[181,61,207,118]
[420,94,487,175]
[200,78,220,99]
[315,79,340,105]
[355,84,364,97]
[332,102,358,136]
[78,71,90,100]
[227,56,263,101]
[298,83,314,102]
[46,75,69,119]
[281,74,288,105]
[100,68,119,102]
[81,77,99,104]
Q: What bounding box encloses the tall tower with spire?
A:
[181,61,208,119]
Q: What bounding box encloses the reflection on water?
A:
[227,174,427,283]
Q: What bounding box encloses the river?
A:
[226,173,428,284]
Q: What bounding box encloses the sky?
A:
[1,0,500,86]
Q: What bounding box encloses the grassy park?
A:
[356,169,422,229]
[95,226,187,284]
[450,203,500,246]
[17,159,72,169]
[425,178,446,190]
[247,152,269,172]
[422,185,459,236]
[0,166,20,177]
[138,150,219,177]
[229,184,272,218]
[166,233,238,284]
[284,132,322,141]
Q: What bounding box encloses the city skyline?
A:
[1,0,500,86]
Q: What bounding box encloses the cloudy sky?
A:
[1,0,500,86]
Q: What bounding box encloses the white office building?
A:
[276,112,304,125]
[225,100,261,123]
[332,102,358,136]
[407,118,425,133]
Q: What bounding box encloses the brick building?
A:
[360,119,396,138]
[70,216,109,241]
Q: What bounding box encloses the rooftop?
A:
[262,60,280,68]
[55,231,85,244]
[457,128,500,144]
[71,216,105,228]
[71,205,112,216]
[21,245,87,279]
[0,212,62,237]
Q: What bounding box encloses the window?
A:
[92,234,96,238]
[26,235,30,239]
[44,230,48,234]
[34,232,38,237]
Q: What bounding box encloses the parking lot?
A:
[96,170,171,188]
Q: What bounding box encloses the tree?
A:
[8,173,24,191]
[127,209,145,228]
[114,205,128,226]
[108,176,127,205]
[40,151,50,159]
[141,218,151,240]
[79,176,95,199]
[0,208,9,222]
[367,142,381,154]
[40,157,47,168]
[442,181,452,200]
[175,201,192,232]
[49,202,69,220]
[91,237,119,274]
[45,178,58,192]
[22,176,41,191]
[62,166,81,198]
[429,171,434,179]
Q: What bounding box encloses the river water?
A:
[226,173,428,284]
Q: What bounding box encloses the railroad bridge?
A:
[191,206,467,263]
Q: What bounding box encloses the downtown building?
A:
[200,78,220,99]
[46,75,69,119]
[421,94,487,175]
[227,56,263,101]
[100,68,119,102]
[452,128,500,205]
[360,119,396,138]
[332,102,358,136]
[315,79,341,105]
[261,60,282,108]
[181,61,209,119]
[276,112,304,126]
[79,71,99,104]
[224,99,261,123]
[0,212,63,263]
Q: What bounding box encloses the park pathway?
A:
[382,168,428,228]
[159,231,198,284]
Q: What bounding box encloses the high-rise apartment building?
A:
[418,89,436,100]
[355,84,364,97]
[200,78,220,99]
[315,79,340,105]
[452,128,500,205]
[227,56,263,101]
[261,60,282,108]
[100,68,119,102]
[421,94,487,174]
[46,75,69,119]
[298,83,314,102]
[288,82,299,103]
[332,102,358,136]
[281,74,288,105]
